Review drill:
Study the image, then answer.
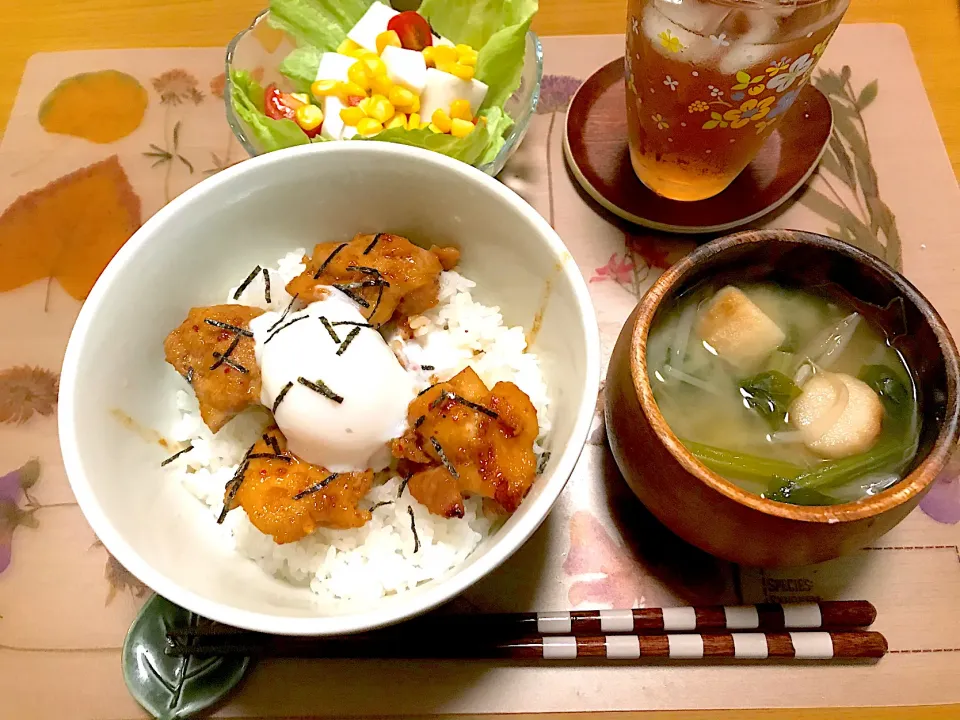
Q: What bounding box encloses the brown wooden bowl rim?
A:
[630,229,960,523]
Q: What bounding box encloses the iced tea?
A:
[626,0,849,201]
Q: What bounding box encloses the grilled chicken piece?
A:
[224,428,374,544]
[392,367,539,517]
[286,233,458,326]
[164,305,264,432]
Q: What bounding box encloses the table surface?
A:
[2,1,958,718]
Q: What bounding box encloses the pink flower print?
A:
[590,253,635,285]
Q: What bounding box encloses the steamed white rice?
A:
[164,250,550,602]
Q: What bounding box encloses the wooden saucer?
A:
[563,58,833,234]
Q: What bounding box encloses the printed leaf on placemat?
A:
[122,594,250,720]
[0,156,141,308]
[804,67,902,269]
[38,70,148,143]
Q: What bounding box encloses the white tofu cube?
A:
[433,35,455,47]
[696,286,786,371]
[320,96,347,141]
[347,2,399,52]
[420,68,489,119]
[380,46,427,94]
[341,125,359,140]
[315,52,356,82]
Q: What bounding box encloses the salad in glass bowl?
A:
[225,0,541,176]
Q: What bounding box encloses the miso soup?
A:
[646,282,919,506]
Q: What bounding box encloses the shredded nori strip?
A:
[346,265,382,277]
[217,459,250,524]
[363,233,384,255]
[413,414,426,429]
[262,268,271,304]
[333,284,370,308]
[369,280,386,323]
[204,318,254,337]
[537,451,552,475]
[417,385,434,397]
[319,316,341,344]
[331,321,373,328]
[314,243,347,279]
[407,505,420,553]
[245,453,292,462]
[335,279,387,291]
[421,365,435,371]
[369,500,393,512]
[184,367,194,384]
[263,434,282,456]
[272,381,293,413]
[160,444,193,467]
[209,332,243,371]
[398,476,410,498]
[211,352,248,374]
[264,314,307,344]
[268,293,299,332]
[429,390,498,419]
[430,436,459,479]
[233,265,262,300]
[297,376,344,404]
[336,326,362,356]
[293,473,340,500]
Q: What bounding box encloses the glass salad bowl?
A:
[224,10,543,177]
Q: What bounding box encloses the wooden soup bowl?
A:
[605,230,960,567]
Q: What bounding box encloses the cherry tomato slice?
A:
[387,11,433,51]
[301,124,322,139]
[264,84,296,121]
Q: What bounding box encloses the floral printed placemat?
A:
[1,25,959,718]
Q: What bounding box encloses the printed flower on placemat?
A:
[0,459,41,574]
[537,74,582,114]
[767,54,814,92]
[0,366,59,425]
[658,30,684,54]
[591,253,635,285]
[152,69,204,106]
[93,538,150,604]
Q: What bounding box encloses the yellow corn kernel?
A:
[290,92,311,105]
[358,96,373,115]
[385,113,407,130]
[376,30,402,54]
[421,118,432,129]
[407,112,421,130]
[388,85,415,109]
[311,79,340,97]
[422,46,436,67]
[338,81,368,100]
[295,104,324,131]
[449,63,475,81]
[410,95,420,112]
[337,38,360,54]
[369,74,394,96]
[356,117,384,135]
[427,123,444,134]
[339,106,367,127]
[436,61,457,75]
[368,94,395,123]
[362,55,387,78]
[450,117,475,138]
[430,109,452,133]
[347,61,372,90]
[449,99,472,121]
[432,45,458,65]
[455,44,478,66]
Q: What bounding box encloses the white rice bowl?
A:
[164,250,550,604]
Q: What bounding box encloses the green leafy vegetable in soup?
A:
[647,282,920,506]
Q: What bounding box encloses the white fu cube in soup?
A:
[790,372,884,460]
[697,286,786,371]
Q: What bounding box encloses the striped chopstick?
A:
[514,601,875,635]
[167,630,888,660]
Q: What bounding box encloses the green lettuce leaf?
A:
[229,69,312,152]
[418,0,537,109]
[279,46,325,92]
[269,0,374,52]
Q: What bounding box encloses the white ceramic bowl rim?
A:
[59,142,601,635]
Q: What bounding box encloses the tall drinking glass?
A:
[626,0,849,201]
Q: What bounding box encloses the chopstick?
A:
[167,630,887,660]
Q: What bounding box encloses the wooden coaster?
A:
[563,58,833,234]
